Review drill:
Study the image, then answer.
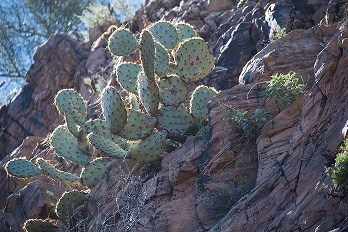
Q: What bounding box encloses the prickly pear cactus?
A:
[78,119,111,140]
[116,62,142,94]
[157,105,192,134]
[176,23,196,43]
[37,158,80,184]
[54,89,87,125]
[101,86,127,133]
[119,110,157,140]
[56,190,86,223]
[140,30,156,81]
[174,38,215,83]
[158,75,187,106]
[154,42,169,77]
[137,72,160,115]
[129,131,168,163]
[108,28,138,56]
[23,219,59,232]
[81,157,112,188]
[190,85,218,121]
[50,125,91,165]
[87,133,128,158]
[149,21,178,49]
[5,158,42,178]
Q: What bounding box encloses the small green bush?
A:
[327,139,348,188]
[272,27,287,41]
[227,108,269,137]
[265,72,304,107]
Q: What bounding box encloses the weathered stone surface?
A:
[0,180,65,232]
[210,22,348,232]
[0,137,43,210]
[0,35,88,159]
[239,25,336,86]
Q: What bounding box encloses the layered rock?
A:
[0,35,87,159]
[0,0,347,231]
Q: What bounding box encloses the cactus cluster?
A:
[5,21,218,191]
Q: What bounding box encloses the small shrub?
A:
[227,108,269,137]
[327,139,348,188]
[272,27,287,41]
[265,72,305,107]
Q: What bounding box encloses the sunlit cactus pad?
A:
[190,85,218,121]
[37,158,79,184]
[174,38,215,83]
[154,41,169,76]
[101,86,127,133]
[56,190,86,223]
[140,30,156,80]
[176,23,196,43]
[116,62,142,94]
[149,21,178,49]
[5,158,42,178]
[108,28,138,56]
[81,157,112,188]
[87,133,128,158]
[157,105,192,134]
[158,75,187,106]
[129,131,168,163]
[50,125,90,165]
[54,89,87,125]
[137,72,160,115]
[119,110,157,140]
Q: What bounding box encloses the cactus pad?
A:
[65,114,79,137]
[108,28,138,56]
[158,75,187,106]
[23,219,59,232]
[176,23,196,43]
[87,133,128,158]
[56,190,86,223]
[37,158,79,183]
[149,21,178,49]
[101,86,127,133]
[128,92,140,110]
[5,158,42,178]
[81,157,112,188]
[174,38,214,83]
[137,72,160,115]
[129,131,168,163]
[157,105,192,134]
[78,119,111,140]
[190,85,218,121]
[119,110,156,140]
[50,125,90,165]
[54,89,87,125]
[116,62,142,94]
[155,42,169,77]
[140,30,156,81]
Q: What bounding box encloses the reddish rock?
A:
[0,35,88,159]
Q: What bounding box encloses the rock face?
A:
[210,22,348,232]
[0,0,347,232]
[0,35,87,159]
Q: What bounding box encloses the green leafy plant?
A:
[227,108,269,137]
[326,138,348,188]
[272,27,287,41]
[265,72,304,107]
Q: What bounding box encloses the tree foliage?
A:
[0,0,92,78]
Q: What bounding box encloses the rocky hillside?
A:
[0,0,347,231]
